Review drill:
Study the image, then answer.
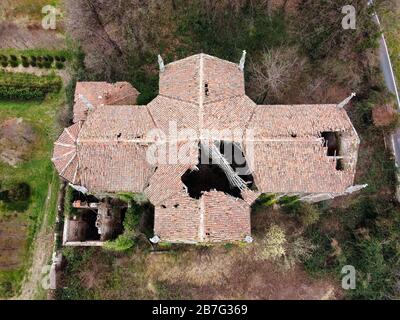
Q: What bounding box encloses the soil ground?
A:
[62,244,341,300]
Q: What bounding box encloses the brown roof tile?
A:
[77,142,154,193]
[73,82,139,123]
[78,105,155,141]
[202,191,251,242]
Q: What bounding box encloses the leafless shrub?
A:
[284,236,317,269]
[257,224,287,261]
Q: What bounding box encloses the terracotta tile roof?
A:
[52,122,82,184]
[73,82,139,123]
[248,105,358,139]
[159,55,200,104]
[240,104,360,194]
[104,82,139,105]
[246,140,356,193]
[203,95,256,132]
[202,191,251,242]
[52,53,361,244]
[154,190,200,243]
[147,95,200,134]
[78,105,155,141]
[77,142,154,193]
[159,53,244,104]
[144,164,192,206]
[154,189,251,243]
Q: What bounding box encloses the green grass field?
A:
[381,5,400,91]
[0,93,63,298]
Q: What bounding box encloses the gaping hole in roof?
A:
[321,131,340,157]
[336,159,344,171]
[181,141,254,199]
[321,131,345,171]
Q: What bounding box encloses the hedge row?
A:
[0,71,62,100]
[0,54,66,69]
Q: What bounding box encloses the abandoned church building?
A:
[52,52,362,245]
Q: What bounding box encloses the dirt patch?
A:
[146,247,340,300]
[16,180,55,300]
[62,241,341,300]
[0,118,37,166]
[0,215,28,271]
[0,22,65,50]
[372,105,397,127]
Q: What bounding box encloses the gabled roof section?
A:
[244,140,356,194]
[249,104,358,140]
[78,105,156,142]
[73,82,139,123]
[153,189,252,243]
[159,54,244,104]
[77,142,154,193]
[242,104,359,194]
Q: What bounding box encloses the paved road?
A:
[372,12,400,165]
[374,14,400,105]
[392,128,400,166]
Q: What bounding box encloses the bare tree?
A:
[249,46,306,103]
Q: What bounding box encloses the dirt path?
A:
[15,178,55,300]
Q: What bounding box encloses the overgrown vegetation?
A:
[57,247,97,300]
[104,194,146,252]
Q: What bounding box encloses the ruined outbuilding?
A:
[52,53,361,244]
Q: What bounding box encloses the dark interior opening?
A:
[321,131,340,156]
[181,141,254,199]
[83,211,101,241]
[182,164,243,199]
[73,190,99,203]
[336,159,344,171]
